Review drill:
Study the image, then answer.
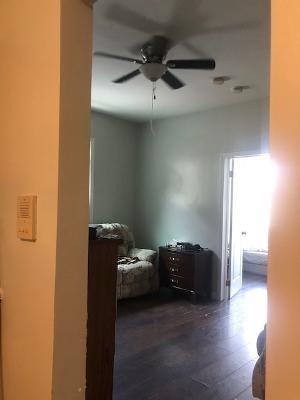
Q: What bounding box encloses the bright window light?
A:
[234,155,276,252]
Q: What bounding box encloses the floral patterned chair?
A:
[94,223,158,300]
[252,325,266,399]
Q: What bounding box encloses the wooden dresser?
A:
[86,227,121,400]
[159,246,212,301]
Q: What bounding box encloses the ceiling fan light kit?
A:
[140,63,167,82]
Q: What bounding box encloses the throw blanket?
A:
[118,256,140,265]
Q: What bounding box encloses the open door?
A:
[227,158,244,298]
[224,154,273,299]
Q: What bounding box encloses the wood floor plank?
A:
[191,343,257,388]
[113,273,267,400]
[234,385,254,400]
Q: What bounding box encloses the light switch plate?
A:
[17,195,37,241]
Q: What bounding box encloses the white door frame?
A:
[219,150,268,300]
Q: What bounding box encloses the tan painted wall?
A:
[0,1,92,399]
[52,0,93,398]
[0,2,60,398]
[267,0,300,398]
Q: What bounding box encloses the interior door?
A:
[228,158,244,298]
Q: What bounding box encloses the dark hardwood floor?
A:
[113,273,267,400]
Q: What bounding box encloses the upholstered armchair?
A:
[94,223,158,300]
[252,325,266,399]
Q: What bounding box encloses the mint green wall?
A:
[91,111,138,228]
[135,99,269,299]
[91,100,269,299]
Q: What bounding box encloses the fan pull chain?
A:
[150,82,157,136]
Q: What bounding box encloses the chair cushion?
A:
[117,261,155,285]
[117,261,158,300]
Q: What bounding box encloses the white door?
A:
[228,158,244,298]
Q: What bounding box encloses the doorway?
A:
[222,154,275,299]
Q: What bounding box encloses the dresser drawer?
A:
[163,251,193,266]
[169,275,193,290]
[166,263,194,278]
[166,252,182,264]
[159,247,213,300]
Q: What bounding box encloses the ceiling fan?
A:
[94,35,216,90]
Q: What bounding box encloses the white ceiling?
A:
[92,0,270,122]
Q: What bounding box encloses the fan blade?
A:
[105,4,164,35]
[167,59,216,70]
[113,69,141,84]
[94,51,142,64]
[161,71,185,90]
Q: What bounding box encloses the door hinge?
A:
[226,279,231,287]
[229,170,234,178]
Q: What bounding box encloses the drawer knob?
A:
[171,278,179,285]
[171,267,178,272]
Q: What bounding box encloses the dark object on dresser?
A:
[86,226,121,400]
[176,242,204,251]
[159,246,212,302]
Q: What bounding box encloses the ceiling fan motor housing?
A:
[141,35,170,63]
[140,63,167,82]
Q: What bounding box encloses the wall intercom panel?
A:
[17,195,37,241]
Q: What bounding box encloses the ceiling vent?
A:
[232,85,251,93]
[212,76,231,85]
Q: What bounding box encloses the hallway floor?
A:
[113,273,267,400]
